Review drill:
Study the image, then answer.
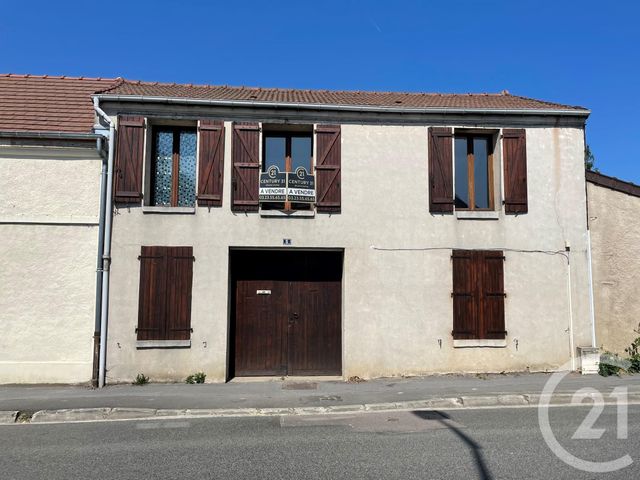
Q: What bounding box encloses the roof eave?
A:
[93,94,591,117]
[0,130,101,139]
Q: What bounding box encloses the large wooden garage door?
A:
[231,250,342,377]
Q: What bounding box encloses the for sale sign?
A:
[287,167,316,203]
[259,166,287,201]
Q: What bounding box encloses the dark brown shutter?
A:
[137,246,194,341]
[428,127,454,213]
[315,125,341,213]
[231,122,260,212]
[452,250,477,339]
[503,129,528,214]
[114,116,145,204]
[137,246,167,341]
[165,246,194,341]
[480,251,506,339]
[197,120,225,207]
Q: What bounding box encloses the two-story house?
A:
[93,80,594,383]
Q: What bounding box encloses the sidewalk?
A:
[2,372,640,424]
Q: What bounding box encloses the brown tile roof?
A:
[586,170,640,198]
[0,74,119,133]
[98,79,589,113]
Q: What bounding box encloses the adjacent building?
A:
[586,171,640,356]
[0,74,116,383]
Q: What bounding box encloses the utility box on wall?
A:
[579,346,600,375]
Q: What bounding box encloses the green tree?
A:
[585,145,598,171]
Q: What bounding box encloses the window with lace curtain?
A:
[151,127,197,207]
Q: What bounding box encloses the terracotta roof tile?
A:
[0,74,119,133]
[98,79,589,113]
[1,74,589,135]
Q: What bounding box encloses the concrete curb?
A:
[0,410,18,424]
[4,393,640,425]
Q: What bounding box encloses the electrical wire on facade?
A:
[370,245,570,263]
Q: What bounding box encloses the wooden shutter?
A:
[165,247,194,341]
[197,120,225,207]
[480,251,506,339]
[231,122,260,212]
[452,250,506,339]
[137,246,194,341]
[452,250,477,339]
[315,125,341,213]
[503,129,528,214]
[137,246,167,340]
[114,116,145,204]
[428,127,454,213]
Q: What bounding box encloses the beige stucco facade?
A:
[587,181,640,355]
[0,144,101,383]
[103,108,593,383]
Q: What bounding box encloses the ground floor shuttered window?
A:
[451,250,506,340]
[137,246,194,341]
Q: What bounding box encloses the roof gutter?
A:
[93,94,590,117]
[0,131,102,139]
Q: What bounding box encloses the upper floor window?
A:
[264,134,312,173]
[454,134,494,210]
[151,127,197,207]
[262,130,313,211]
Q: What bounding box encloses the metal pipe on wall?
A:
[566,247,576,371]
[91,137,108,387]
[93,97,115,388]
[587,231,597,348]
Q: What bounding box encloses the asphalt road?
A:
[1,405,638,479]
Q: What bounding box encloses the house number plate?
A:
[257,290,271,295]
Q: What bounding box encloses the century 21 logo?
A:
[538,360,633,473]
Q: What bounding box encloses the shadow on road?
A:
[412,410,493,480]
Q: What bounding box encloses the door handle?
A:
[289,312,299,325]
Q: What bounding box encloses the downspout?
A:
[91,137,108,387]
[93,97,115,388]
[566,246,576,371]
[586,231,597,347]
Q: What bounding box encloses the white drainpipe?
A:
[566,247,576,371]
[587,230,597,347]
[93,98,115,388]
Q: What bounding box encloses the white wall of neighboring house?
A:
[587,180,640,355]
[103,115,593,383]
[0,144,101,383]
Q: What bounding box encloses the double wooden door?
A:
[232,250,342,376]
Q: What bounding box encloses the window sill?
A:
[142,206,196,215]
[453,339,507,348]
[259,208,315,218]
[455,210,499,220]
[136,340,191,349]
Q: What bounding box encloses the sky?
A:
[1,0,638,183]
